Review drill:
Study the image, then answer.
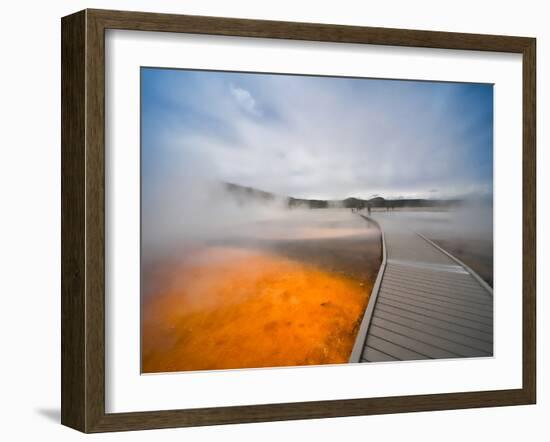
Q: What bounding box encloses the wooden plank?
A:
[384,267,484,290]
[377,298,493,334]
[370,317,490,357]
[361,346,398,362]
[387,261,475,277]
[385,269,484,292]
[368,325,460,359]
[364,335,429,361]
[384,276,482,295]
[381,286,493,319]
[377,281,493,311]
[379,291,493,324]
[380,280,492,306]
[386,276,492,300]
[376,303,493,344]
[416,232,493,297]
[381,278,489,305]
[384,244,457,265]
[387,260,465,273]
[374,308,493,353]
[382,275,488,300]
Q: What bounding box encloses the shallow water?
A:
[141,210,380,373]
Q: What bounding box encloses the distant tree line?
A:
[224,181,463,210]
[288,196,462,210]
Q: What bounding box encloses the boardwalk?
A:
[350,212,493,363]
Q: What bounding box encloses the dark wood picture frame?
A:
[61,9,536,433]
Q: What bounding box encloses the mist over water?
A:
[142,178,279,262]
[141,178,380,265]
[382,202,493,242]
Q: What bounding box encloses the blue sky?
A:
[141,68,493,201]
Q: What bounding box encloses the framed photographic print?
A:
[61,9,536,433]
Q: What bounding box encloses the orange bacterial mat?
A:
[142,247,372,372]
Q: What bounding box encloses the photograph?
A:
[140,67,494,374]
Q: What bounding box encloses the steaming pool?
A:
[141,209,381,373]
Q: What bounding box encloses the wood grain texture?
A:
[61,10,86,432]
[88,8,533,52]
[85,9,107,433]
[60,8,536,433]
[522,37,537,405]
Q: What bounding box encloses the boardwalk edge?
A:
[349,215,387,363]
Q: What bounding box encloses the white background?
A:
[106,30,522,413]
[0,0,547,440]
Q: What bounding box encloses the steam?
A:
[380,202,493,242]
[141,178,289,263]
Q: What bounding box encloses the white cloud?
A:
[229,84,261,116]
